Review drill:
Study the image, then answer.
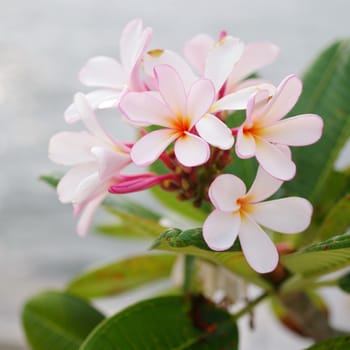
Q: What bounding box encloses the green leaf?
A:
[80,295,239,349]
[338,272,350,293]
[305,336,350,349]
[285,40,350,208]
[151,186,208,223]
[151,228,272,290]
[281,232,350,279]
[22,291,104,350]
[39,173,63,188]
[318,193,350,240]
[67,254,176,299]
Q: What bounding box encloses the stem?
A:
[307,278,339,290]
[183,255,196,293]
[233,292,268,320]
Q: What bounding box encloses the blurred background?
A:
[1,0,349,349]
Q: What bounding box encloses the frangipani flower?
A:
[65,19,152,123]
[143,34,244,93]
[120,64,236,167]
[203,167,313,273]
[235,75,324,180]
[50,93,131,235]
[184,33,280,94]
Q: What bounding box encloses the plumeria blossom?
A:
[203,167,313,273]
[184,32,280,94]
[50,93,132,235]
[65,19,152,123]
[235,75,324,180]
[120,64,275,167]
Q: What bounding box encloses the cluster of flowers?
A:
[49,19,323,273]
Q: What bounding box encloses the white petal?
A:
[261,114,324,146]
[255,138,296,181]
[65,89,122,123]
[57,163,96,203]
[205,36,244,92]
[184,34,214,74]
[154,65,187,117]
[209,174,246,212]
[79,56,126,88]
[49,131,102,165]
[227,41,280,89]
[91,147,130,181]
[203,210,240,251]
[74,172,104,203]
[239,216,279,273]
[174,133,210,167]
[187,79,215,126]
[131,129,178,166]
[143,49,196,91]
[263,75,302,124]
[120,19,152,76]
[236,127,256,158]
[211,83,274,112]
[76,192,106,236]
[120,91,172,127]
[251,197,313,233]
[246,167,283,203]
[196,114,234,150]
[74,93,113,143]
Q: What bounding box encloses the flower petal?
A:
[131,129,178,166]
[184,34,214,74]
[261,114,324,146]
[246,167,283,203]
[120,91,172,127]
[211,83,275,112]
[91,147,131,181]
[74,93,113,143]
[239,215,279,273]
[57,163,96,203]
[208,174,246,212]
[65,89,122,123]
[187,79,215,126]
[226,41,280,89]
[205,35,244,92]
[79,56,126,89]
[203,210,241,251]
[76,192,106,236]
[196,113,234,150]
[236,128,256,158]
[255,138,296,180]
[120,19,152,76]
[49,131,103,165]
[154,65,187,117]
[174,133,210,167]
[143,49,196,91]
[262,75,302,124]
[251,197,313,233]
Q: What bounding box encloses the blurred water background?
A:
[1,1,349,349]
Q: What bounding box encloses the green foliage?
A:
[284,40,350,212]
[67,254,176,299]
[281,232,350,280]
[305,336,350,349]
[318,193,350,240]
[151,228,272,290]
[22,291,104,350]
[338,272,350,293]
[39,173,62,188]
[80,295,239,349]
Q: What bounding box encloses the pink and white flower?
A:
[50,93,132,235]
[120,64,236,167]
[203,167,313,273]
[184,33,280,94]
[235,75,324,180]
[65,19,152,123]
